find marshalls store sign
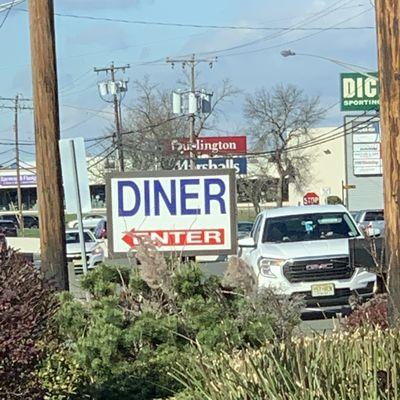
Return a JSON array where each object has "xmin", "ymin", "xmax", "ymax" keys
[{"xmin": 107, "ymin": 169, "xmax": 237, "ymax": 257}]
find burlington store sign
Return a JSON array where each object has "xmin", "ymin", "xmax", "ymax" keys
[
  {"xmin": 168, "ymin": 136, "xmax": 248, "ymax": 175},
  {"xmin": 167, "ymin": 136, "xmax": 247, "ymax": 155}
]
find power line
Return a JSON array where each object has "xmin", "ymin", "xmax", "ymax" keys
[
  {"xmin": 85, "ymin": 136, "xmax": 110, "ymax": 152},
  {"xmin": 140, "ymin": 0, "xmax": 362, "ymax": 65},
  {"xmin": 0, "ymin": 0, "xmax": 24, "ymax": 12},
  {"xmin": 59, "ymin": 77, "xmax": 99, "ymax": 98},
  {"xmin": 83, "ymin": 114, "xmax": 186, "ymax": 143},
  {"xmin": 14, "ymin": 4, "xmax": 373, "ymax": 31},
  {"xmin": 203, "ymin": 0, "xmax": 357, "ymax": 56},
  {"xmin": 0, "ymin": 148, "xmax": 14, "ymax": 157},
  {"xmin": 58, "ymin": 69, "xmax": 92, "ymax": 93},
  {"xmin": 87, "ymin": 145, "xmax": 117, "ymax": 170},
  {"xmin": 61, "ymin": 104, "xmax": 113, "ymax": 115},
  {"xmin": 19, "ymin": 148, "xmax": 35, "ymax": 155},
  {"xmin": 0, "ymin": 0, "xmax": 16, "ymax": 29},
  {"xmin": 61, "ymin": 109, "xmax": 109, "ymax": 132},
  {"xmin": 245, "ymin": 114, "xmax": 378, "ymax": 157},
  {"xmin": 200, "ymin": 7, "xmax": 374, "ymax": 60},
  {"xmin": 0, "ymin": 156, "xmax": 16, "ymax": 168}
]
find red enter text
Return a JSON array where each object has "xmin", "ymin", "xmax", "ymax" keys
[{"xmin": 122, "ymin": 228, "xmax": 225, "ymax": 248}]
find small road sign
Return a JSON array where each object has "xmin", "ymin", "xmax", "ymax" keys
[{"xmin": 303, "ymin": 192, "xmax": 320, "ymax": 206}]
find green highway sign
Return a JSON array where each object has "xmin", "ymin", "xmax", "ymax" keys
[{"xmin": 340, "ymin": 72, "xmax": 379, "ymax": 112}]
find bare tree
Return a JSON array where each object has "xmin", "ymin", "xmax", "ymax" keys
[
  {"xmin": 122, "ymin": 77, "xmax": 186, "ymax": 171},
  {"xmin": 237, "ymin": 159, "xmax": 279, "ymax": 213},
  {"xmin": 244, "ymin": 84, "xmax": 325, "ymax": 207},
  {"xmin": 194, "ymin": 78, "xmax": 239, "ymax": 135},
  {"xmin": 122, "ymin": 77, "xmax": 239, "ymax": 171}
]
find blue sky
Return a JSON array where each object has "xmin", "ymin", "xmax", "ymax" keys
[{"xmin": 0, "ymin": 0, "xmax": 377, "ymax": 163}]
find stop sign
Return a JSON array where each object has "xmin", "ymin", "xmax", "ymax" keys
[{"xmin": 303, "ymin": 192, "xmax": 320, "ymax": 206}]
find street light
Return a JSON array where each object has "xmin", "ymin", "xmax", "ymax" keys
[{"xmin": 280, "ymin": 49, "xmax": 378, "ymax": 81}]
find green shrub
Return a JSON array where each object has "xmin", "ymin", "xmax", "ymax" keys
[
  {"xmin": 37, "ymin": 344, "xmax": 83, "ymax": 400},
  {"xmin": 174, "ymin": 329, "xmax": 400, "ymax": 400},
  {"xmin": 42, "ymin": 246, "xmax": 302, "ymax": 399}
]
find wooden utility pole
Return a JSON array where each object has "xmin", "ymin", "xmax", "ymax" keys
[
  {"xmin": 94, "ymin": 62, "xmax": 129, "ymax": 172},
  {"xmin": 29, "ymin": 0, "xmax": 68, "ymax": 290},
  {"xmin": 14, "ymin": 94, "xmax": 24, "ymax": 233},
  {"xmin": 0, "ymin": 96, "xmax": 32, "ymax": 232},
  {"xmin": 375, "ymin": 0, "xmax": 400, "ymax": 322},
  {"xmin": 166, "ymin": 54, "xmax": 217, "ymax": 169}
]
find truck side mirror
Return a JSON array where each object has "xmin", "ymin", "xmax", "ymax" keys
[{"xmin": 238, "ymin": 236, "xmax": 256, "ymax": 248}]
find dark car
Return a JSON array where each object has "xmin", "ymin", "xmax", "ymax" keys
[
  {"xmin": 94, "ymin": 218, "xmax": 107, "ymax": 239},
  {"xmin": 0, "ymin": 214, "xmax": 39, "ymax": 229},
  {"xmin": 0, "ymin": 220, "xmax": 18, "ymax": 237},
  {"xmin": 23, "ymin": 215, "xmax": 39, "ymax": 229},
  {"xmin": 237, "ymin": 221, "xmax": 254, "ymax": 239}
]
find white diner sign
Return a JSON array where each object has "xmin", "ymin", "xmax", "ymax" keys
[{"xmin": 107, "ymin": 169, "xmax": 237, "ymax": 257}]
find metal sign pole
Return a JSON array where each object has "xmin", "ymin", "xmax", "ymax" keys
[{"xmin": 69, "ymin": 140, "xmax": 88, "ymax": 275}]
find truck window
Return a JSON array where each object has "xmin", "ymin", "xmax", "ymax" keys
[
  {"xmin": 251, "ymin": 215, "xmax": 262, "ymax": 243},
  {"xmin": 262, "ymin": 212, "xmax": 359, "ymax": 243},
  {"xmin": 365, "ymin": 211, "xmax": 384, "ymax": 222}
]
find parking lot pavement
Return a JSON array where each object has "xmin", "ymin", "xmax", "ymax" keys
[{"xmin": 8, "ymin": 237, "xmax": 40, "ymax": 253}]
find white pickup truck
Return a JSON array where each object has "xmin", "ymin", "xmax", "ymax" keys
[{"xmin": 238, "ymin": 205, "xmax": 376, "ymax": 312}]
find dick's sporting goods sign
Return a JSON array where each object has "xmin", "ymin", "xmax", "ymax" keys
[
  {"xmin": 341, "ymin": 72, "xmax": 379, "ymax": 112},
  {"xmin": 107, "ymin": 169, "xmax": 237, "ymax": 257}
]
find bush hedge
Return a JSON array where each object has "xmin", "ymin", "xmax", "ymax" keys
[{"xmin": 40, "ymin": 247, "xmax": 302, "ymax": 399}]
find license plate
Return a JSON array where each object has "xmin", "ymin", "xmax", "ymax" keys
[{"xmin": 311, "ymin": 283, "xmax": 335, "ymax": 297}]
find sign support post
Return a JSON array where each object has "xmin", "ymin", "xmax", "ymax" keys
[
  {"xmin": 69, "ymin": 140, "xmax": 88, "ymax": 275},
  {"xmin": 59, "ymin": 137, "xmax": 92, "ymax": 276}
]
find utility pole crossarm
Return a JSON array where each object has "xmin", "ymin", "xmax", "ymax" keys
[
  {"xmin": 94, "ymin": 64, "xmax": 130, "ymax": 74},
  {"xmin": 166, "ymin": 55, "xmax": 218, "ymax": 66}
]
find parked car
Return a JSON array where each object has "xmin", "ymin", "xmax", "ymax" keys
[
  {"xmin": 94, "ymin": 218, "xmax": 107, "ymax": 239},
  {"xmin": 0, "ymin": 214, "xmax": 39, "ymax": 229},
  {"xmin": 352, "ymin": 209, "xmax": 384, "ymax": 234},
  {"xmin": 0, "ymin": 220, "xmax": 18, "ymax": 237},
  {"xmin": 23, "ymin": 215, "xmax": 39, "ymax": 228},
  {"xmin": 238, "ymin": 205, "xmax": 376, "ymax": 312},
  {"xmin": 237, "ymin": 221, "xmax": 254, "ymax": 240},
  {"xmin": 67, "ymin": 214, "xmax": 105, "ymax": 231},
  {"xmin": 66, "ymin": 229, "xmax": 104, "ymax": 274}
]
